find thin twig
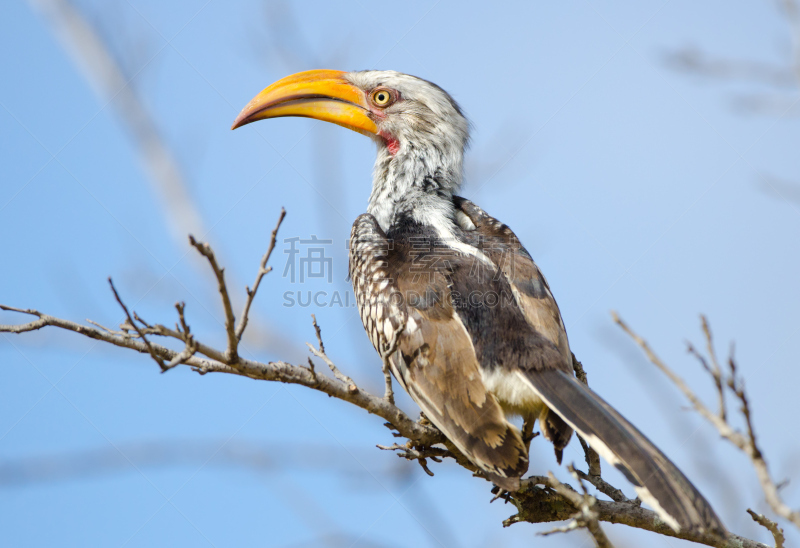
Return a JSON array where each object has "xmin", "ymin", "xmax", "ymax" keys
[
  {"xmin": 701, "ymin": 317, "xmax": 721, "ymax": 380},
  {"xmin": 164, "ymin": 344, "xmax": 196, "ymax": 370},
  {"xmin": 688, "ymin": 315, "xmax": 727, "ymax": 421},
  {"xmin": 376, "ymin": 442, "xmax": 452, "ymax": 477},
  {"xmin": 311, "ymin": 314, "xmax": 325, "ymax": 355},
  {"xmin": 85, "ymin": 319, "xmax": 127, "ymax": 336},
  {"xmin": 235, "ymin": 208, "xmax": 286, "ymax": 342},
  {"xmin": 108, "ymin": 277, "xmax": 166, "ymax": 371},
  {"xmin": 189, "ymin": 235, "xmax": 239, "ymax": 364},
  {"xmin": 308, "ymin": 315, "xmax": 355, "ymax": 388},
  {"xmin": 537, "ymin": 466, "xmax": 614, "ymax": 548},
  {"xmin": 575, "ymin": 470, "xmax": 638, "ymax": 505},
  {"xmin": 133, "ymin": 312, "xmax": 154, "ymax": 329},
  {"xmin": 162, "ymin": 302, "xmax": 197, "ymax": 371},
  {"xmin": 747, "ymin": 509, "xmax": 785, "ymax": 548},
  {"xmin": 0, "ymin": 306, "xmax": 49, "ymax": 333}
]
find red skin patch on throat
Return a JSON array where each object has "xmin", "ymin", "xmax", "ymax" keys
[{"xmin": 379, "ymin": 132, "xmax": 400, "ymax": 156}]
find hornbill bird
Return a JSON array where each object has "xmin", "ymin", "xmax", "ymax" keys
[{"xmin": 232, "ymin": 69, "xmax": 726, "ymax": 536}]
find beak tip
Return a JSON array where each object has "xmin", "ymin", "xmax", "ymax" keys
[
  {"xmin": 231, "ymin": 104, "xmax": 256, "ymax": 130},
  {"xmin": 230, "ymin": 115, "xmax": 246, "ymax": 131}
]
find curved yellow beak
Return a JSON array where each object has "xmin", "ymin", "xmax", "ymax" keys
[{"xmin": 231, "ymin": 69, "xmax": 378, "ymax": 136}]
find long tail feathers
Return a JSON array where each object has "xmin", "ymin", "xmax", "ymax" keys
[{"xmin": 519, "ymin": 369, "xmax": 726, "ymax": 537}]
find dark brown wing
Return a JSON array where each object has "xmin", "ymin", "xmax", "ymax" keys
[
  {"xmin": 349, "ymin": 214, "xmax": 528, "ymax": 490},
  {"xmin": 454, "ymin": 197, "xmax": 574, "ymax": 453},
  {"xmin": 453, "ymin": 196, "xmax": 570, "ymax": 364},
  {"xmin": 453, "ymin": 198, "xmax": 726, "ymax": 536}
]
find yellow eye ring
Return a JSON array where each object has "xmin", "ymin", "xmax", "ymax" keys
[{"xmin": 371, "ymin": 89, "xmax": 394, "ymax": 107}]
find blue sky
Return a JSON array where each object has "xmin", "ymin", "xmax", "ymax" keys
[{"xmin": 1, "ymin": 1, "xmax": 799, "ymax": 546}]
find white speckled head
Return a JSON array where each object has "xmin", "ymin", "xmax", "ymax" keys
[{"xmin": 344, "ymin": 71, "xmax": 471, "ymax": 232}]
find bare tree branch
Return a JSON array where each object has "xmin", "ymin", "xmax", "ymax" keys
[
  {"xmin": 0, "ymin": 209, "xmax": 784, "ymax": 548},
  {"xmin": 0, "ymin": 302, "xmax": 442, "ymax": 445},
  {"xmin": 512, "ymin": 475, "xmax": 769, "ymax": 548},
  {"xmin": 0, "ymin": 309, "xmax": 774, "ymax": 547},
  {"xmin": 1, "ymin": 211, "xmax": 441, "ymax": 447},
  {"xmin": 536, "ymin": 465, "xmax": 614, "ymax": 548},
  {"xmin": 612, "ymin": 312, "xmax": 800, "ymax": 530}
]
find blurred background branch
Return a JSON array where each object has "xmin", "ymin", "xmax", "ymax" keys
[
  {"xmin": 663, "ymin": 0, "xmax": 800, "ymax": 207},
  {"xmin": 663, "ymin": 0, "xmax": 800, "ymax": 115},
  {"xmin": 27, "ymin": 0, "xmax": 205, "ymax": 242}
]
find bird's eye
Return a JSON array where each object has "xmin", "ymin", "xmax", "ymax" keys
[{"xmin": 371, "ymin": 89, "xmax": 394, "ymax": 107}]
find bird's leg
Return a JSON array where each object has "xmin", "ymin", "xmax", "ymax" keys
[
  {"xmin": 379, "ymin": 319, "xmax": 405, "ymax": 406},
  {"xmin": 381, "ymin": 357, "xmax": 394, "ymax": 405},
  {"xmin": 376, "ymin": 441, "xmax": 450, "ymax": 477},
  {"xmin": 522, "ymin": 416, "xmax": 540, "ymax": 453},
  {"xmin": 490, "ymin": 485, "xmax": 514, "ymax": 504}
]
